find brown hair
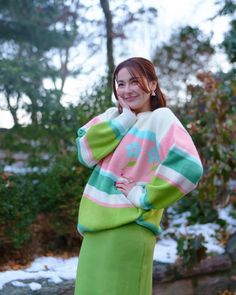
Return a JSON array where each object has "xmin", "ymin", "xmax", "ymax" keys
[{"xmin": 112, "ymin": 57, "xmax": 167, "ymax": 111}]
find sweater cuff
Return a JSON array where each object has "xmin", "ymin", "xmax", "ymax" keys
[
  {"xmin": 113, "ymin": 108, "xmax": 137, "ymax": 132},
  {"xmin": 127, "ymin": 185, "xmax": 148, "ymax": 209}
]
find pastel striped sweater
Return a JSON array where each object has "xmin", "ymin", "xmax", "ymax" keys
[{"xmin": 76, "ymin": 107, "xmax": 203, "ymax": 235}]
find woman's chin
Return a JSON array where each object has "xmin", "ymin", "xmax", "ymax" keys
[
  {"xmin": 130, "ymin": 107, "xmax": 141, "ymax": 114},
  {"xmin": 127, "ymin": 103, "xmax": 139, "ymax": 111}
]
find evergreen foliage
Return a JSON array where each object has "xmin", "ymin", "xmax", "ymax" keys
[{"xmin": 0, "ymin": 0, "xmax": 78, "ymax": 125}]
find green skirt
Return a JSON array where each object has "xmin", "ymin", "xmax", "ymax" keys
[{"xmin": 74, "ymin": 223, "xmax": 156, "ymax": 295}]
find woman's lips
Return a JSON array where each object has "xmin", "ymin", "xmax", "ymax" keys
[{"xmin": 125, "ymin": 96, "xmax": 137, "ymax": 101}]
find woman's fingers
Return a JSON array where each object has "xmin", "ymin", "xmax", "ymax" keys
[
  {"xmin": 115, "ymin": 180, "xmax": 129, "ymax": 188},
  {"xmin": 115, "ymin": 179, "xmax": 136, "ymax": 196},
  {"xmin": 118, "ymin": 96, "xmax": 130, "ymax": 109},
  {"xmin": 115, "ymin": 183, "xmax": 126, "ymax": 189}
]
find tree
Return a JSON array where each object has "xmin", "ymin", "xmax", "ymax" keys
[
  {"xmin": 99, "ymin": 0, "xmax": 115, "ymax": 96},
  {"xmin": 216, "ymin": 0, "xmax": 236, "ymax": 64},
  {"xmin": 152, "ymin": 26, "xmax": 215, "ymax": 103},
  {"xmin": 98, "ymin": 0, "xmax": 158, "ymax": 101},
  {"xmin": 222, "ymin": 19, "xmax": 236, "ymax": 64},
  {"xmin": 0, "ymin": 0, "xmax": 79, "ymax": 126}
]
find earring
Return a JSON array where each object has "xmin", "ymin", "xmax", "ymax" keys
[{"xmin": 151, "ymin": 91, "xmax": 155, "ymax": 96}]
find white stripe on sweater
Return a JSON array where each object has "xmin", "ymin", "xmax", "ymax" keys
[
  {"xmin": 79, "ymin": 137, "xmax": 97, "ymax": 167},
  {"xmin": 83, "ymin": 184, "xmax": 134, "ymax": 208},
  {"xmin": 156, "ymin": 165, "xmax": 196, "ymax": 194}
]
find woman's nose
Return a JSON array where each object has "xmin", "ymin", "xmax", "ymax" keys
[{"xmin": 124, "ymin": 84, "xmax": 132, "ymax": 93}]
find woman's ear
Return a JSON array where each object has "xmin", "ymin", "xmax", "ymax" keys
[{"xmin": 150, "ymin": 80, "xmax": 157, "ymax": 92}]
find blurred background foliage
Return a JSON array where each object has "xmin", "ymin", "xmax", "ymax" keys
[{"xmin": 0, "ymin": 0, "xmax": 235, "ymax": 267}]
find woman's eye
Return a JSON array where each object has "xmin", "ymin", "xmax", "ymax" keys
[
  {"xmin": 131, "ymin": 80, "xmax": 138, "ymax": 85},
  {"xmin": 118, "ymin": 83, "xmax": 124, "ymax": 87}
]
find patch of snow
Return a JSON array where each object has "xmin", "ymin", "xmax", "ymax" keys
[
  {"xmin": 4, "ymin": 164, "xmax": 48, "ymax": 174},
  {"xmin": 11, "ymin": 281, "xmax": 42, "ymax": 291},
  {"xmin": 218, "ymin": 205, "xmax": 236, "ymax": 233},
  {"xmin": 154, "ymin": 238, "xmax": 177, "ymax": 263},
  {"xmin": 0, "ymin": 257, "xmax": 78, "ymax": 290},
  {"xmin": 11, "ymin": 281, "xmax": 26, "ymax": 287},
  {"xmin": 29, "ymin": 282, "xmax": 42, "ymax": 290}
]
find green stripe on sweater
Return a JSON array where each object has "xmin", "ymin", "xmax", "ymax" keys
[
  {"xmin": 162, "ymin": 148, "xmax": 203, "ymax": 184},
  {"xmin": 146, "ymin": 176, "xmax": 184, "ymax": 210},
  {"xmin": 79, "ymin": 197, "xmax": 143, "ymax": 229},
  {"xmin": 86, "ymin": 122, "xmax": 120, "ymax": 161}
]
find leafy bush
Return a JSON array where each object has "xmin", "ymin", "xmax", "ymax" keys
[
  {"xmin": 175, "ymin": 71, "xmax": 236, "ymax": 206},
  {"xmin": 177, "ymin": 196, "xmax": 226, "ymax": 226},
  {"xmin": 0, "ymin": 173, "xmax": 36, "ymax": 250},
  {"xmin": 176, "ymin": 234, "xmax": 207, "ymax": 267},
  {"xmin": 0, "ymin": 153, "xmax": 90, "ymax": 264}
]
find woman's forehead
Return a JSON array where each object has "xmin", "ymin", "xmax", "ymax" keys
[{"xmin": 117, "ymin": 67, "xmax": 140, "ymax": 81}]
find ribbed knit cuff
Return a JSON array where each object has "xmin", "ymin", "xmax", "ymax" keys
[
  {"xmin": 127, "ymin": 185, "xmax": 146, "ymax": 209},
  {"xmin": 113, "ymin": 108, "xmax": 137, "ymax": 131}
]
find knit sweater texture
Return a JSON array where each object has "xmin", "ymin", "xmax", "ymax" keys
[{"xmin": 76, "ymin": 107, "xmax": 203, "ymax": 235}]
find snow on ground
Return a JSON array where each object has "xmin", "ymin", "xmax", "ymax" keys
[
  {"xmin": 154, "ymin": 238, "xmax": 177, "ymax": 263},
  {"xmin": 154, "ymin": 205, "xmax": 236, "ymax": 262},
  {"xmin": 0, "ymin": 257, "xmax": 78, "ymax": 290},
  {"xmin": 0, "ymin": 205, "xmax": 235, "ymax": 290}
]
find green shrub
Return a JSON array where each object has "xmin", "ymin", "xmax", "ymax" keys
[
  {"xmin": 176, "ymin": 233, "xmax": 207, "ymax": 267},
  {"xmin": 0, "ymin": 173, "xmax": 36, "ymax": 249},
  {"xmin": 0, "ymin": 153, "xmax": 90, "ymax": 263},
  {"xmin": 177, "ymin": 196, "xmax": 221, "ymax": 225},
  {"xmin": 174, "ymin": 71, "xmax": 236, "ymax": 206}
]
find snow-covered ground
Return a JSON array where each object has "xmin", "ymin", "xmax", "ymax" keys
[
  {"xmin": 154, "ymin": 205, "xmax": 236, "ymax": 263},
  {"xmin": 0, "ymin": 205, "xmax": 235, "ymax": 291}
]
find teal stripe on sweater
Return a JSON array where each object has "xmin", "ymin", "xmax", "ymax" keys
[
  {"xmin": 94, "ymin": 165, "xmax": 117, "ymax": 182},
  {"xmin": 163, "ymin": 148, "xmax": 203, "ymax": 184},
  {"xmin": 77, "ymin": 128, "xmax": 86, "ymax": 137},
  {"xmin": 128, "ymin": 128, "xmax": 156, "ymax": 142},
  {"xmin": 88, "ymin": 168, "xmax": 120, "ymax": 195},
  {"xmin": 136, "ymin": 217, "xmax": 162, "ymax": 235},
  {"xmin": 128, "ymin": 128, "xmax": 161, "ymax": 153},
  {"xmin": 141, "ymin": 191, "xmax": 153, "ymax": 210},
  {"xmin": 77, "ymin": 223, "xmax": 94, "ymax": 234},
  {"xmin": 109, "ymin": 119, "xmax": 126, "ymax": 138},
  {"xmin": 172, "ymin": 145, "xmax": 202, "ymax": 166}
]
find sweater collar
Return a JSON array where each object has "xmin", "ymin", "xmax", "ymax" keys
[{"xmin": 136, "ymin": 111, "xmax": 152, "ymax": 118}]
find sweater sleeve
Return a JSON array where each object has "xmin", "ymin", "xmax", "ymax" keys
[
  {"xmin": 76, "ymin": 107, "xmax": 137, "ymax": 168},
  {"xmin": 127, "ymin": 108, "xmax": 203, "ymax": 210}
]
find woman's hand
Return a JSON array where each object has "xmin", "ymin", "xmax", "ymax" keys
[
  {"xmin": 115, "ymin": 178, "xmax": 136, "ymax": 197},
  {"xmin": 118, "ymin": 96, "xmax": 130, "ymax": 111}
]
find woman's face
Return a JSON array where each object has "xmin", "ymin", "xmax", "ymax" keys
[{"xmin": 116, "ymin": 67, "xmax": 154, "ymax": 114}]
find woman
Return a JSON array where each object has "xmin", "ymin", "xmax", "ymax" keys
[{"xmin": 74, "ymin": 57, "xmax": 203, "ymax": 295}]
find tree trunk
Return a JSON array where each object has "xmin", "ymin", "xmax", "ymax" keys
[
  {"xmin": 5, "ymin": 92, "xmax": 19, "ymax": 126},
  {"xmin": 99, "ymin": 0, "xmax": 115, "ymax": 100}
]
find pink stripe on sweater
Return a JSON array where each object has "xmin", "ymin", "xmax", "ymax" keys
[
  {"xmin": 83, "ymin": 136, "xmax": 94, "ymax": 162},
  {"xmin": 84, "ymin": 194, "xmax": 134, "ymax": 208},
  {"xmin": 159, "ymin": 123, "xmax": 200, "ymax": 161}
]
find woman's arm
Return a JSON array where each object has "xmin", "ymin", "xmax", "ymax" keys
[
  {"xmin": 126, "ymin": 109, "xmax": 203, "ymax": 210},
  {"xmin": 76, "ymin": 107, "xmax": 137, "ymax": 168}
]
